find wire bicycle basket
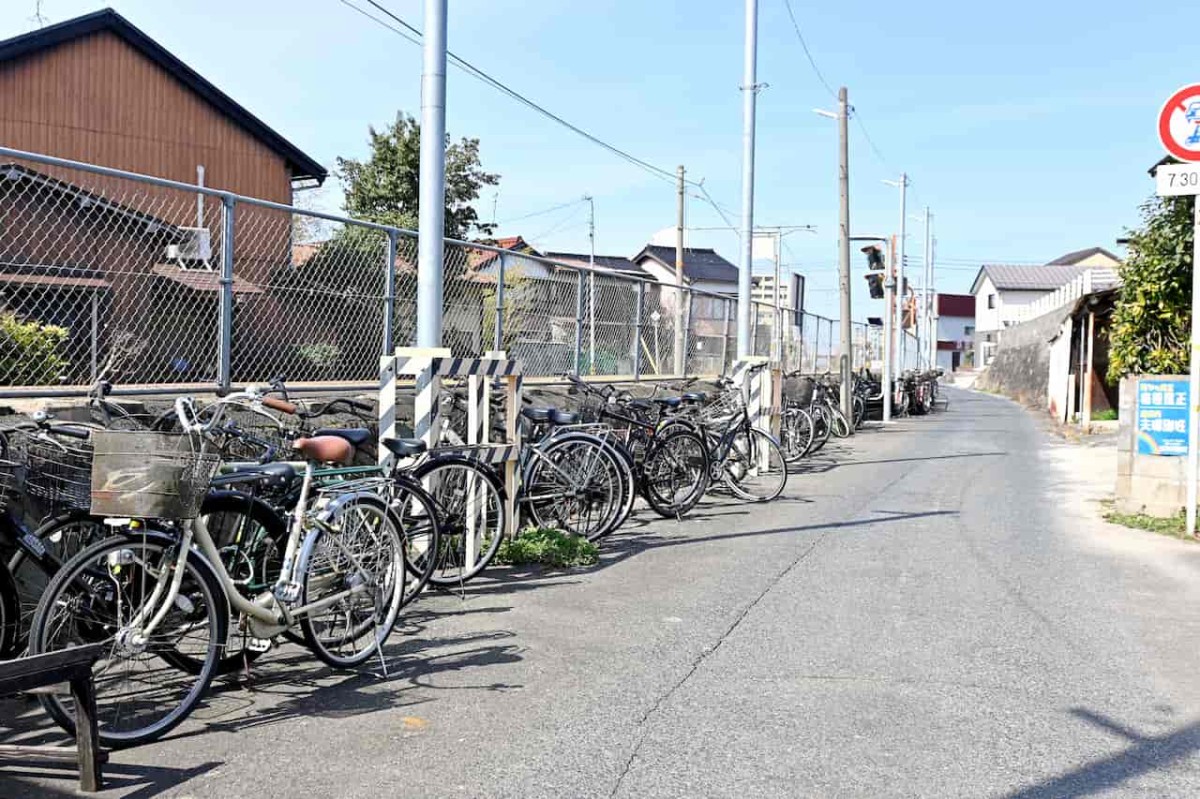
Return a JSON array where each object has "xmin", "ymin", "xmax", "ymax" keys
[
  {"xmin": 25, "ymin": 431, "xmax": 94, "ymax": 511},
  {"xmin": 90, "ymin": 430, "xmax": 221, "ymax": 519},
  {"xmin": 698, "ymin": 389, "xmax": 744, "ymax": 424}
]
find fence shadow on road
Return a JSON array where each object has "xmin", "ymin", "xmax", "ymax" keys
[
  {"xmin": 1005, "ymin": 707, "xmax": 1200, "ymax": 798},
  {"xmin": 828, "ymin": 451, "xmax": 1008, "ymax": 468}
]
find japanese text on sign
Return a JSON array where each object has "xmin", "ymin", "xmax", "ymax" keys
[{"xmin": 1136, "ymin": 378, "xmax": 1190, "ymax": 456}]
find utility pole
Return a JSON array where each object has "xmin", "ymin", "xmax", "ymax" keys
[
  {"xmin": 675, "ymin": 166, "xmax": 686, "ymax": 375},
  {"xmin": 837, "ymin": 87, "xmax": 853, "ymax": 422},
  {"xmin": 586, "ymin": 194, "xmax": 596, "ymax": 374},
  {"xmin": 736, "ymin": 0, "xmax": 760, "ymax": 359},
  {"xmin": 772, "ymin": 231, "xmax": 782, "ymax": 361},
  {"xmin": 416, "ymin": 0, "xmax": 448, "ymax": 347}
]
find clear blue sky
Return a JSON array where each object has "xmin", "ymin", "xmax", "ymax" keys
[{"xmin": 3, "ymin": 0, "xmax": 1190, "ymax": 319}]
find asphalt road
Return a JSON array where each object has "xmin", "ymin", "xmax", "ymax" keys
[{"xmin": 6, "ymin": 387, "xmax": 1200, "ymax": 798}]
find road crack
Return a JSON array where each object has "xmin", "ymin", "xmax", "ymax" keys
[{"xmin": 608, "ymin": 466, "xmax": 915, "ymax": 798}]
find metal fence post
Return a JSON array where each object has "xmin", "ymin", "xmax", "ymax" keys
[
  {"xmin": 494, "ymin": 252, "xmax": 506, "ymax": 351},
  {"xmin": 632, "ymin": 281, "xmax": 643, "ymax": 379},
  {"xmin": 217, "ymin": 195, "xmax": 235, "ymax": 389},
  {"xmin": 89, "ymin": 293, "xmax": 99, "ymax": 382},
  {"xmin": 382, "ymin": 230, "xmax": 398, "ymax": 357},
  {"xmin": 681, "ymin": 289, "xmax": 693, "ymax": 376},
  {"xmin": 574, "ymin": 270, "xmax": 585, "ymax": 374},
  {"xmin": 813, "ymin": 318, "xmax": 821, "ymax": 372},
  {"xmin": 721, "ymin": 298, "xmax": 732, "ymax": 374}
]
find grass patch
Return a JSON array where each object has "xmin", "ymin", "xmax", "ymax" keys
[
  {"xmin": 1103, "ymin": 508, "xmax": 1192, "ymax": 540},
  {"xmin": 494, "ymin": 526, "xmax": 600, "ymax": 568},
  {"xmin": 1092, "ymin": 408, "xmax": 1118, "ymax": 421}
]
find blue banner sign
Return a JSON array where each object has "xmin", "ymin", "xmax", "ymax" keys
[{"xmin": 1136, "ymin": 378, "xmax": 1189, "ymax": 456}]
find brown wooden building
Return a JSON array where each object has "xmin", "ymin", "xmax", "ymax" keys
[{"xmin": 0, "ymin": 9, "xmax": 328, "ymax": 386}]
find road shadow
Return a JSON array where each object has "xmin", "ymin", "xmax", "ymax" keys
[
  {"xmin": 0, "ymin": 756, "xmax": 221, "ymax": 799},
  {"xmin": 1005, "ymin": 708, "xmax": 1200, "ymax": 798}
]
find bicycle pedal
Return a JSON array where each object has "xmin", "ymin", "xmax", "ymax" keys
[
  {"xmin": 273, "ymin": 581, "xmax": 302, "ymax": 602},
  {"xmin": 245, "ymin": 637, "xmax": 272, "ymax": 653}
]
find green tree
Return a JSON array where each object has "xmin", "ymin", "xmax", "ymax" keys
[
  {"xmin": 336, "ymin": 112, "xmax": 499, "ymax": 240},
  {"xmin": 1108, "ymin": 195, "xmax": 1195, "ymax": 381}
]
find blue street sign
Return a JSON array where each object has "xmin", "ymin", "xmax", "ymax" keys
[{"xmin": 1136, "ymin": 378, "xmax": 1190, "ymax": 456}]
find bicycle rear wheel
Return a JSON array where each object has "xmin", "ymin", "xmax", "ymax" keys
[
  {"xmin": 723, "ymin": 428, "xmax": 788, "ymax": 502},
  {"xmin": 522, "ymin": 434, "xmax": 624, "ymax": 541},
  {"xmin": 28, "ymin": 532, "xmax": 226, "ymax": 748},
  {"xmin": 0, "ymin": 562, "xmax": 17, "ymax": 658},
  {"xmin": 389, "ymin": 477, "xmax": 442, "ymax": 604},
  {"xmin": 299, "ymin": 494, "xmax": 405, "ymax": 668},
  {"xmin": 641, "ymin": 429, "xmax": 709, "ymax": 518},
  {"xmin": 411, "ymin": 456, "xmax": 508, "ymax": 587}
]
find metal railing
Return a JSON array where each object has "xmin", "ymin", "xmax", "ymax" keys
[{"xmin": 0, "ymin": 145, "xmax": 877, "ymax": 396}]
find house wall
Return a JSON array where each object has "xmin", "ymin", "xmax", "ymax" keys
[
  {"xmin": 975, "ymin": 306, "xmax": 1070, "ymax": 404},
  {"xmin": 0, "ymin": 30, "xmax": 293, "ymax": 203},
  {"xmin": 974, "ymin": 278, "xmax": 1048, "ymax": 333}
]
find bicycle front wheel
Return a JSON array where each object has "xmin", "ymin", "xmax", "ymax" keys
[
  {"xmin": 28, "ymin": 532, "xmax": 226, "ymax": 748},
  {"xmin": 780, "ymin": 408, "xmax": 815, "ymax": 463},
  {"xmin": 299, "ymin": 494, "xmax": 405, "ymax": 668},
  {"xmin": 723, "ymin": 428, "xmax": 788, "ymax": 502}
]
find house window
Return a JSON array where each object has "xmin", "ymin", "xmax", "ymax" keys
[
  {"xmin": 964, "ymin": 325, "xmax": 974, "ymax": 337},
  {"xmin": 987, "ymin": 294, "xmax": 996, "ymax": 309}
]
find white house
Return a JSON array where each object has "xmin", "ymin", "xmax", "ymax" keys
[{"xmin": 970, "ymin": 247, "xmax": 1121, "ymax": 364}]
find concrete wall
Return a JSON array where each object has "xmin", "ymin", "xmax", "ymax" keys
[
  {"xmin": 975, "ymin": 307, "xmax": 1071, "ymax": 404},
  {"xmin": 1116, "ymin": 375, "xmax": 1187, "ymax": 517}
]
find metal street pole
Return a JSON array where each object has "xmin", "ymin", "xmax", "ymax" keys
[
  {"xmin": 897, "ymin": 173, "xmax": 908, "ymax": 371},
  {"xmin": 923, "ymin": 208, "xmax": 933, "ymax": 368},
  {"xmin": 772, "ymin": 231, "xmax": 782, "ymax": 362},
  {"xmin": 586, "ymin": 194, "xmax": 596, "ymax": 374},
  {"xmin": 675, "ymin": 165, "xmax": 686, "ymax": 374},
  {"xmin": 882, "ymin": 240, "xmax": 894, "ymax": 423},
  {"xmin": 837, "ymin": 86, "xmax": 853, "ymax": 422},
  {"xmin": 1187, "ymin": 196, "xmax": 1200, "ymax": 538},
  {"xmin": 736, "ymin": 0, "xmax": 759, "ymax": 359},
  {"xmin": 416, "ymin": 0, "xmax": 448, "ymax": 348}
]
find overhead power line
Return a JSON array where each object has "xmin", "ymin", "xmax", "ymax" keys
[
  {"xmin": 781, "ymin": 0, "xmax": 836, "ymax": 99},
  {"xmin": 496, "ymin": 197, "xmax": 588, "ymax": 226},
  {"xmin": 348, "ymin": 0, "xmax": 681, "ymax": 186}
]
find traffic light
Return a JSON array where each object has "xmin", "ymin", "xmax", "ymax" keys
[
  {"xmin": 861, "ymin": 245, "xmax": 885, "ymax": 271},
  {"xmin": 865, "ymin": 273, "xmax": 884, "ymax": 299}
]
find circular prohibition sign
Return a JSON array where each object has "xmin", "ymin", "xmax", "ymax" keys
[{"xmin": 1159, "ymin": 84, "xmax": 1200, "ymax": 162}]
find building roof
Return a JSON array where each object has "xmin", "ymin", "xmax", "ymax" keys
[
  {"xmin": 468, "ymin": 235, "xmax": 541, "ymax": 270},
  {"xmin": 542, "ymin": 252, "xmax": 645, "ymax": 274},
  {"xmin": 1046, "ymin": 246, "xmax": 1121, "ymax": 266},
  {"xmin": 0, "ymin": 9, "xmax": 326, "ymax": 184},
  {"xmin": 632, "ymin": 244, "xmax": 738, "ymax": 284},
  {"xmin": 0, "ymin": 162, "xmax": 181, "ymax": 234},
  {"xmin": 970, "ymin": 264, "xmax": 1090, "ymax": 294},
  {"xmin": 936, "ymin": 293, "xmax": 974, "ymax": 317},
  {"xmin": 150, "ymin": 264, "xmax": 263, "ymax": 294}
]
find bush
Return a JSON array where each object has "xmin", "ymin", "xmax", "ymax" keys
[
  {"xmin": 0, "ymin": 312, "xmax": 69, "ymax": 385},
  {"xmin": 494, "ymin": 526, "xmax": 599, "ymax": 568}
]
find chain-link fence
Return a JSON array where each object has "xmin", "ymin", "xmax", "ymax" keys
[{"xmin": 0, "ymin": 145, "xmax": 909, "ymax": 396}]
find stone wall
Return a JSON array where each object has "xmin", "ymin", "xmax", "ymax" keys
[
  {"xmin": 1115, "ymin": 375, "xmax": 1187, "ymax": 517},
  {"xmin": 975, "ymin": 308, "xmax": 1071, "ymax": 405}
]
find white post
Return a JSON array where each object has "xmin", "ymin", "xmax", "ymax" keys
[
  {"xmin": 1188, "ymin": 198, "xmax": 1200, "ymax": 538},
  {"xmin": 736, "ymin": 0, "xmax": 759, "ymax": 358},
  {"xmin": 416, "ymin": 0, "xmax": 448, "ymax": 348}
]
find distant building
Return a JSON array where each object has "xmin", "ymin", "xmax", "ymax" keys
[
  {"xmin": 934, "ymin": 293, "xmax": 974, "ymax": 372},
  {"xmin": 750, "ymin": 272, "xmax": 805, "ymax": 313},
  {"xmin": 631, "ymin": 245, "xmax": 739, "ymax": 296}
]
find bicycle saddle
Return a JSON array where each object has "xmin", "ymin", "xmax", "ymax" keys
[
  {"xmin": 549, "ymin": 408, "xmax": 578, "ymax": 425},
  {"xmin": 313, "ymin": 427, "xmax": 372, "ymax": 448},
  {"xmin": 212, "ymin": 461, "xmax": 296, "ymax": 490},
  {"xmin": 381, "ymin": 438, "xmax": 427, "ymax": 458},
  {"xmin": 294, "ymin": 435, "xmax": 354, "ymax": 465},
  {"xmin": 682, "ymin": 392, "xmax": 708, "ymax": 403},
  {"xmin": 521, "ymin": 407, "xmax": 551, "ymax": 423},
  {"xmin": 653, "ymin": 397, "xmax": 684, "ymax": 408}
]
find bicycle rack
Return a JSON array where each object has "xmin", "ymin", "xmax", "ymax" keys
[{"xmin": 379, "ymin": 347, "xmax": 523, "ymax": 542}]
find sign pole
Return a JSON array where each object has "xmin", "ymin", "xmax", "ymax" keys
[{"xmin": 1188, "ymin": 196, "xmax": 1200, "ymax": 538}]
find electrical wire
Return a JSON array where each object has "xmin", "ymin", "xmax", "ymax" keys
[
  {"xmin": 496, "ymin": 198, "xmax": 587, "ymax": 226},
  {"xmin": 781, "ymin": 0, "xmax": 836, "ymax": 100},
  {"xmin": 353, "ymin": 0, "xmax": 680, "ymax": 186}
]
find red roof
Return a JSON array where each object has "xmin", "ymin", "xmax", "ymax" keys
[{"xmin": 937, "ymin": 293, "xmax": 973, "ymax": 317}]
